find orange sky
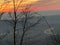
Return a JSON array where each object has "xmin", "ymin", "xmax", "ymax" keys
[{"xmin": 0, "ymin": 0, "xmax": 60, "ymax": 12}]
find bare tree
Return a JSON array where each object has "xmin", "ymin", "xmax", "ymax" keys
[{"xmin": 0, "ymin": 0, "xmax": 57, "ymax": 45}]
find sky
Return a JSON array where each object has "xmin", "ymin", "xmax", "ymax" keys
[{"xmin": 0, "ymin": 0, "xmax": 60, "ymax": 12}]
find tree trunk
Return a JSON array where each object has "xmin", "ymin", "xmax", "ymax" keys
[{"xmin": 20, "ymin": 14, "xmax": 27, "ymax": 45}]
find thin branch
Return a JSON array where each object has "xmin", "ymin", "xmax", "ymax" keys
[
  {"xmin": 25, "ymin": 17, "xmax": 42, "ymax": 32},
  {"xmin": 16, "ymin": 0, "xmax": 23, "ymax": 11},
  {"xmin": 0, "ymin": 12, "xmax": 4, "ymax": 19},
  {"xmin": 20, "ymin": 12, "xmax": 28, "ymax": 45},
  {"xmin": 42, "ymin": 16, "xmax": 57, "ymax": 44}
]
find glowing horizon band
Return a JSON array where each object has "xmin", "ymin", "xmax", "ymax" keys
[
  {"xmin": 0, "ymin": 0, "xmax": 60, "ymax": 12},
  {"xmin": 0, "ymin": 0, "xmax": 39, "ymax": 12}
]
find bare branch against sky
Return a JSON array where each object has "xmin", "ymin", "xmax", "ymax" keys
[{"xmin": 0, "ymin": 0, "xmax": 60, "ymax": 45}]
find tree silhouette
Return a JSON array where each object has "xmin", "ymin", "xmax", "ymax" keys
[{"xmin": 0, "ymin": 0, "xmax": 58, "ymax": 45}]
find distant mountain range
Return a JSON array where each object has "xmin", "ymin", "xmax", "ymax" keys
[{"xmin": 0, "ymin": 15, "xmax": 60, "ymax": 45}]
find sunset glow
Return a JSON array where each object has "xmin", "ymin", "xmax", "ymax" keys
[{"xmin": 0, "ymin": 0, "xmax": 60, "ymax": 12}]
